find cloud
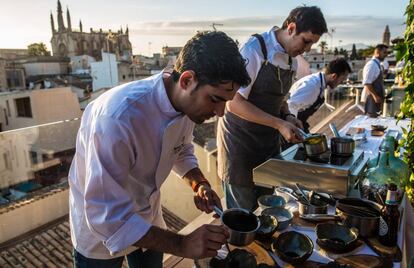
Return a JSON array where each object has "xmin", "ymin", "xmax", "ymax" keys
[{"xmin": 127, "ymin": 15, "xmax": 405, "ymax": 54}]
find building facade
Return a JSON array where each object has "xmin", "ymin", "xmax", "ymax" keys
[
  {"xmin": 50, "ymin": 1, "xmax": 132, "ymax": 62},
  {"xmin": 0, "ymin": 87, "xmax": 81, "ymax": 132}
]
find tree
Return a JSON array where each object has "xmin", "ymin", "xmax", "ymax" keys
[
  {"xmin": 318, "ymin": 41, "xmax": 328, "ymax": 54},
  {"xmin": 27, "ymin": 42, "xmax": 51, "ymax": 56},
  {"xmin": 396, "ymin": 0, "xmax": 414, "ymax": 205},
  {"xmin": 350, "ymin": 44, "xmax": 358, "ymax": 60},
  {"xmin": 334, "ymin": 47, "xmax": 339, "ymax": 55},
  {"xmin": 358, "ymin": 46, "xmax": 375, "ymax": 59},
  {"xmin": 339, "ymin": 48, "xmax": 349, "ymax": 59}
]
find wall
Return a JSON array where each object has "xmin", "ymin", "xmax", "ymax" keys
[
  {"xmin": 160, "ymin": 142, "xmax": 221, "ymax": 223},
  {"xmin": 31, "ymin": 88, "xmax": 81, "ymax": 125},
  {"xmin": 90, "ymin": 52, "xmax": 118, "ymax": 91},
  {"xmin": 0, "ymin": 87, "xmax": 81, "ymax": 131},
  {"xmin": 23, "ymin": 62, "xmax": 63, "ymax": 77},
  {"xmin": 0, "ymin": 188, "xmax": 68, "ymax": 244},
  {"xmin": 0, "ymin": 59, "xmax": 7, "ymax": 90},
  {"xmin": 0, "ymin": 131, "xmax": 33, "ymax": 189}
]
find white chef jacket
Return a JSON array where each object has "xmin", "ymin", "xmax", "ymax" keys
[
  {"xmin": 287, "ymin": 72, "xmax": 326, "ymax": 117},
  {"xmin": 238, "ymin": 26, "xmax": 298, "ymax": 99},
  {"xmin": 68, "ymin": 72, "xmax": 198, "ymax": 259},
  {"xmin": 361, "ymin": 57, "xmax": 382, "ymax": 102}
]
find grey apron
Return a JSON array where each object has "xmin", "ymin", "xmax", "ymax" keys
[
  {"xmin": 365, "ymin": 59, "xmax": 384, "ymax": 117},
  {"xmin": 217, "ymin": 33, "xmax": 295, "ymax": 187}
]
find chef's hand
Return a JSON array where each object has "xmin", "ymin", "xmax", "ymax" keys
[
  {"xmin": 286, "ymin": 115, "xmax": 304, "ymax": 129},
  {"xmin": 180, "ymin": 224, "xmax": 229, "ymax": 259},
  {"xmin": 194, "ymin": 183, "xmax": 222, "ymax": 215},
  {"xmin": 279, "ymin": 121, "xmax": 303, "ymax": 143}
]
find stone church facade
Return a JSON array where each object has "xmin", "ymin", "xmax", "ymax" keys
[{"xmin": 50, "ymin": 1, "xmax": 132, "ymax": 62}]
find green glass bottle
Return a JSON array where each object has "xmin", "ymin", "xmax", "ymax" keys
[
  {"xmin": 367, "ymin": 136, "xmax": 411, "ymax": 188},
  {"xmin": 381, "ymin": 136, "xmax": 411, "ymax": 188},
  {"xmin": 363, "ymin": 148, "xmax": 399, "ymax": 201}
]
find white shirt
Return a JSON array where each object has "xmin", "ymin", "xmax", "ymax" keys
[
  {"xmin": 361, "ymin": 57, "xmax": 382, "ymax": 101},
  {"xmin": 287, "ymin": 72, "xmax": 326, "ymax": 117},
  {"xmin": 362, "ymin": 57, "xmax": 381, "ymax": 85},
  {"xmin": 238, "ymin": 27, "xmax": 298, "ymax": 99},
  {"xmin": 69, "ymin": 72, "xmax": 198, "ymax": 259}
]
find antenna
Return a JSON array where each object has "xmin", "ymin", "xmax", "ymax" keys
[
  {"xmin": 327, "ymin": 27, "xmax": 336, "ymax": 51},
  {"xmin": 148, "ymin": 42, "xmax": 152, "ymax": 56},
  {"xmin": 210, "ymin": 23, "xmax": 224, "ymax": 31}
]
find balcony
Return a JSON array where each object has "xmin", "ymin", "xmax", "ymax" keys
[{"xmin": 0, "ymin": 90, "xmax": 364, "ymax": 267}]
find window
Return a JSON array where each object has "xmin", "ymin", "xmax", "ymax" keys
[
  {"xmin": 6, "ymin": 100, "xmax": 10, "ymax": 116},
  {"xmin": 3, "ymin": 152, "xmax": 11, "ymax": 170},
  {"xmin": 6, "ymin": 70, "xmax": 24, "ymax": 88},
  {"xmin": 15, "ymin": 97, "xmax": 32, "ymax": 118},
  {"xmin": 3, "ymin": 109, "xmax": 8, "ymax": 126}
]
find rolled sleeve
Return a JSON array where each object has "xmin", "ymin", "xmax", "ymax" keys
[
  {"xmin": 173, "ymin": 142, "xmax": 198, "ymax": 177},
  {"xmin": 104, "ymin": 214, "xmax": 151, "ymax": 255},
  {"xmin": 84, "ymin": 116, "xmax": 151, "ymax": 254}
]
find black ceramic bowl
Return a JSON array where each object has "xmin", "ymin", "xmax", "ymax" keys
[
  {"xmin": 371, "ymin": 125, "xmax": 387, "ymax": 131},
  {"xmin": 257, "ymin": 194, "xmax": 286, "ymax": 209},
  {"xmin": 225, "ymin": 248, "xmax": 257, "ymax": 268},
  {"xmin": 274, "ymin": 231, "xmax": 314, "ymax": 265},
  {"xmin": 262, "ymin": 207, "xmax": 293, "ymax": 231},
  {"xmin": 316, "ymin": 223, "xmax": 359, "ymax": 254},
  {"xmin": 256, "ymin": 215, "xmax": 278, "ymax": 240}
]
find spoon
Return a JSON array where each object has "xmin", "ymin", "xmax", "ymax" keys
[{"xmin": 295, "ymin": 183, "xmax": 311, "ymax": 205}]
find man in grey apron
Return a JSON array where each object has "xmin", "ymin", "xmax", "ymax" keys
[
  {"xmin": 217, "ymin": 6, "xmax": 327, "ymax": 210},
  {"xmin": 288, "ymin": 58, "xmax": 351, "ymax": 133},
  {"xmin": 362, "ymin": 44, "xmax": 389, "ymax": 117}
]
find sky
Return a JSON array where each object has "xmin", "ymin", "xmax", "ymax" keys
[{"xmin": 0, "ymin": 0, "xmax": 409, "ymax": 56}]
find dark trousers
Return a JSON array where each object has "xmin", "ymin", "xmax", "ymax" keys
[{"xmin": 73, "ymin": 248, "xmax": 163, "ymax": 268}]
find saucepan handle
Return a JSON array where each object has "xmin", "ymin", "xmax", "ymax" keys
[{"xmin": 213, "ymin": 206, "xmax": 223, "ymax": 217}]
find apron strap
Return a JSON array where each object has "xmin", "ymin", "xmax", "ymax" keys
[
  {"xmin": 252, "ymin": 34, "xmax": 268, "ymax": 62},
  {"xmin": 319, "ymin": 72, "xmax": 324, "ymax": 95}
]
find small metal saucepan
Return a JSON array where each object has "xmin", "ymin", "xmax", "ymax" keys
[
  {"xmin": 298, "ymin": 199, "xmax": 328, "ymax": 215},
  {"xmin": 295, "ymin": 184, "xmax": 329, "ymax": 215},
  {"xmin": 298, "ymin": 129, "xmax": 328, "ymax": 156},
  {"xmin": 213, "ymin": 206, "xmax": 260, "ymax": 246},
  {"xmin": 329, "ymin": 123, "xmax": 355, "ymax": 156}
]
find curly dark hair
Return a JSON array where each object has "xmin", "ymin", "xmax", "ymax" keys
[
  {"xmin": 173, "ymin": 31, "xmax": 251, "ymax": 88},
  {"xmin": 281, "ymin": 6, "xmax": 328, "ymax": 36},
  {"xmin": 325, "ymin": 58, "xmax": 352, "ymax": 75}
]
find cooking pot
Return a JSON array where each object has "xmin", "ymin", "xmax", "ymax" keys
[
  {"xmin": 298, "ymin": 199, "xmax": 328, "ymax": 215},
  {"xmin": 336, "ymin": 198, "xmax": 381, "ymax": 238},
  {"xmin": 298, "ymin": 129, "xmax": 328, "ymax": 156},
  {"xmin": 213, "ymin": 206, "xmax": 260, "ymax": 246},
  {"xmin": 329, "ymin": 123, "xmax": 355, "ymax": 156}
]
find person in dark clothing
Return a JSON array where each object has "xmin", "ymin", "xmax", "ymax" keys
[
  {"xmin": 361, "ymin": 44, "xmax": 389, "ymax": 117},
  {"xmin": 217, "ymin": 6, "xmax": 328, "ymax": 210},
  {"xmin": 288, "ymin": 58, "xmax": 352, "ymax": 133}
]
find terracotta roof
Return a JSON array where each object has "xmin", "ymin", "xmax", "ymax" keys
[
  {"xmin": 0, "ymin": 209, "xmax": 187, "ymax": 267},
  {"xmin": 0, "ymin": 197, "xmax": 187, "ymax": 268}
]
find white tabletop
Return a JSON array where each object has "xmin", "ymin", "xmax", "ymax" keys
[
  {"xmin": 339, "ymin": 115, "xmax": 411, "ymax": 159},
  {"xmin": 256, "ymin": 199, "xmax": 405, "ymax": 267}
]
